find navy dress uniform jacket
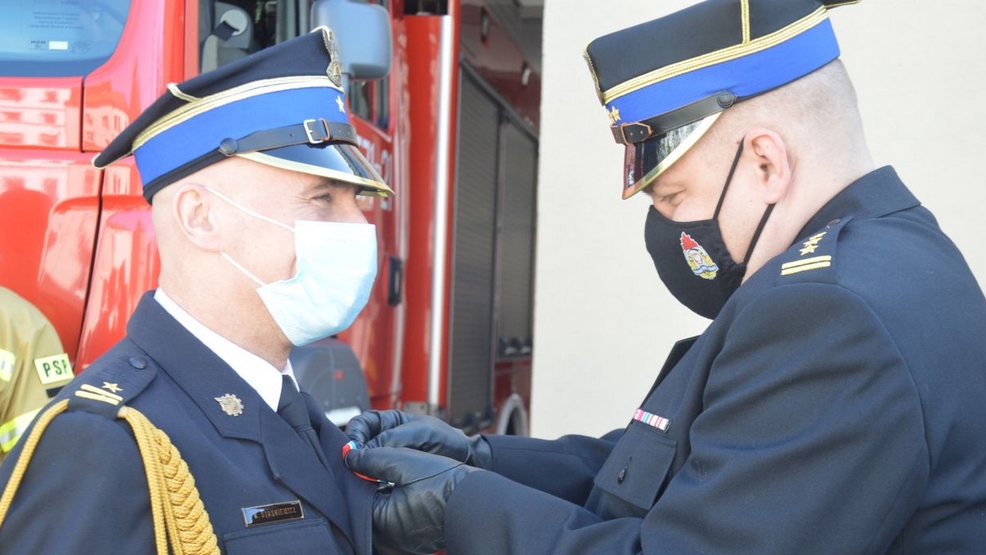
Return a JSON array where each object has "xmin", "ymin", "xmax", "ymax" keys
[
  {"xmin": 0, "ymin": 294, "xmax": 376, "ymax": 555},
  {"xmin": 443, "ymin": 167, "xmax": 986, "ymax": 555}
]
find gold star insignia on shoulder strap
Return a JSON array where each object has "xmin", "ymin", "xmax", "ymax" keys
[
  {"xmin": 799, "ymin": 232, "xmax": 827, "ymax": 255},
  {"xmin": 102, "ymin": 382, "xmax": 122, "ymax": 393},
  {"xmin": 781, "ymin": 231, "xmax": 837, "ymax": 276}
]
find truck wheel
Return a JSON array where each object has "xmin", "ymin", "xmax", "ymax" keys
[{"xmin": 495, "ymin": 393, "xmax": 529, "ymax": 437}]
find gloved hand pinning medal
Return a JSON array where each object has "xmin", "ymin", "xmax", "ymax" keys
[
  {"xmin": 343, "ymin": 441, "xmax": 480, "ymax": 555},
  {"xmin": 345, "ymin": 409, "xmax": 493, "ymax": 469}
]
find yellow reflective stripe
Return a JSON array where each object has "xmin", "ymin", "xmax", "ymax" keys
[
  {"xmin": 0, "ymin": 349, "xmax": 14, "ymax": 382},
  {"xmin": 0, "ymin": 409, "xmax": 42, "ymax": 453}
]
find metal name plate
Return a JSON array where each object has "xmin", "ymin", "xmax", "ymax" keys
[{"xmin": 241, "ymin": 500, "xmax": 305, "ymax": 527}]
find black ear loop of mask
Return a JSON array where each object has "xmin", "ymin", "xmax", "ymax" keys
[{"xmin": 715, "ymin": 141, "xmax": 776, "ymax": 265}]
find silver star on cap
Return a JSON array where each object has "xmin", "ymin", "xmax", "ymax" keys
[{"xmin": 215, "ymin": 394, "xmax": 244, "ymax": 417}]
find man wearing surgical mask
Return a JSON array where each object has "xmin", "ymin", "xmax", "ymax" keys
[
  {"xmin": 343, "ymin": 2, "xmax": 986, "ymax": 555},
  {"xmin": 0, "ymin": 29, "xmax": 387, "ymax": 554}
]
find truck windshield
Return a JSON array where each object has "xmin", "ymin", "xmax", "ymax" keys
[{"xmin": 0, "ymin": 0, "xmax": 130, "ymax": 77}]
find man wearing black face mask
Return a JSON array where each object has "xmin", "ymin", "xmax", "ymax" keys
[
  {"xmin": 342, "ymin": 2, "xmax": 986, "ymax": 554},
  {"xmin": 643, "ymin": 140, "xmax": 774, "ymax": 319}
]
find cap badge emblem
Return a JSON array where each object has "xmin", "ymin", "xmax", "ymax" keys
[
  {"xmin": 325, "ymin": 28, "xmax": 343, "ymax": 88},
  {"xmin": 680, "ymin": 232, "xmax": 719, "ymax": 280},
  {"xmin": 215, "ymin": 394, "xmax": 245, "ymax": 417}
]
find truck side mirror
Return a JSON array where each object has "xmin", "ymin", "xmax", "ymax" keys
[{"xmin": 311, "ymin": 0, "xmax": 392, "ymax": 82}]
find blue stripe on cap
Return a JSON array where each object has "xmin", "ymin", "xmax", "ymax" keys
[
  {"xmin": 134, "ymin": 86, "xmax": 347, "ymax": 186},
  {"xmin": 607, "ymin": 18, "xmax": 840, "ymax": 126}
]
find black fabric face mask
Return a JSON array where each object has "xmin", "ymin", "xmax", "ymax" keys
[{"xmin": 644, "ymin": 142, "xmax": 774, "ymax": 319}]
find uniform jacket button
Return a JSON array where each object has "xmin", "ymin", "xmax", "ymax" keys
[{"xmin": 129, "ymin": 357, "xmax": 148, "ymax": 369}]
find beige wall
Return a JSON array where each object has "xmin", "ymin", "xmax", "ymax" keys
[{"xmin": 531, "ymin": 1, "xmax": 986, "ymax": 439}]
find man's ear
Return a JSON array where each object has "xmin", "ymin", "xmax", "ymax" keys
[
  {"xmin": 744, "ymin": 128, "xmax": 792, "ymax": 204},
  {"xmin": 171, "ymin": 183, "xmax": 224, "ymax": 252}
]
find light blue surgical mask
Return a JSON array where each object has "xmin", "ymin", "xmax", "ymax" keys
[{"xmin": 207, "ymin": 187, "xmax": 378, "ymax": 346}]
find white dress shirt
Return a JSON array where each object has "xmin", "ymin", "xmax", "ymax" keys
[{"xmin": 153, "ymin": 288, "xmax": 297, "ymax": 411}]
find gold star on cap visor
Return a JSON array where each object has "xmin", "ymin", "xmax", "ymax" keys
[{"xmin": 623, "ymin": 113, "xmax": 719, "ymax": 199}]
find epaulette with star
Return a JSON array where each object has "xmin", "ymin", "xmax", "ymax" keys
[
  {"xmin": 777, "ymin": 217, "xmax": 851, "ymax": 284},
  {"xmin": 65, "ymin": 355, "xmax": 158, "ymax": 419}
]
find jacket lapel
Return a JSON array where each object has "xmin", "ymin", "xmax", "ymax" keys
[
  {"xmin": 306, "ymin": 395, "xmax": 375, "ymax": 555},
  {"xmin": 643, "ymin": 336, "xmax": 699, "ymax": 400},
  {"xmin": 258, "ymin": 405, "xmax": 354, "ymax": 538}
]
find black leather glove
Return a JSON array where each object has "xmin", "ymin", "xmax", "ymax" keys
[
  {"xmin": 346, "ymin": 409, "xmax": 493, "ymax": 469},
  {"xmin": 345, "ymin": 446, "xmax": 479, "ymax": 555}
]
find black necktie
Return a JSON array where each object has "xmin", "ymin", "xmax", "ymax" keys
[{"xmin": 277, "ymin": 375, "xmax": 330, "ymax": 469}]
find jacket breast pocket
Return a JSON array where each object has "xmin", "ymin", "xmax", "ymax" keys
[
  {"xmin": 223, "ymin": 518, "xmax": 347, "ymax": 555},
  {"xmin": 592, "ymin": 420, "xmax": 677, "ymax": 511}
]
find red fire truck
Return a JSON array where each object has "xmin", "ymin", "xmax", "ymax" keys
[{"xmin": 0, "ymin": 0, "xmax": 540, "ymax": 435}]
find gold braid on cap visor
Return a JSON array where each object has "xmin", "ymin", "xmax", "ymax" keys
[{"xmin": 623, "ymin": 113, "xmax": 720, "ymax": 199}]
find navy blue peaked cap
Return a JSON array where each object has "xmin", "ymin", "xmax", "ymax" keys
[
  {"xmin": 584, "ymin": 0, "xmax": 860, "ymax": 199},
  {"xmin": 93, "ymin": 27, "xmax": 393, "ymax": 203}
]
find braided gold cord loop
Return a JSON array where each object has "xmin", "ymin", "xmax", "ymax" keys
[
  {"xmin": 121, "ymin": 405, "xmax": 176, "ymax": 555},
  {"xmin": 157, "ymin": 428, "xmax": 218, "ymax": 554},
  {"xmin": 120, "ymin": 407, "xmax": 220, "ymax": 555},
  {"xmin": 0, "ymin": 401, "xmax": 218, "ymax": 555}
]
